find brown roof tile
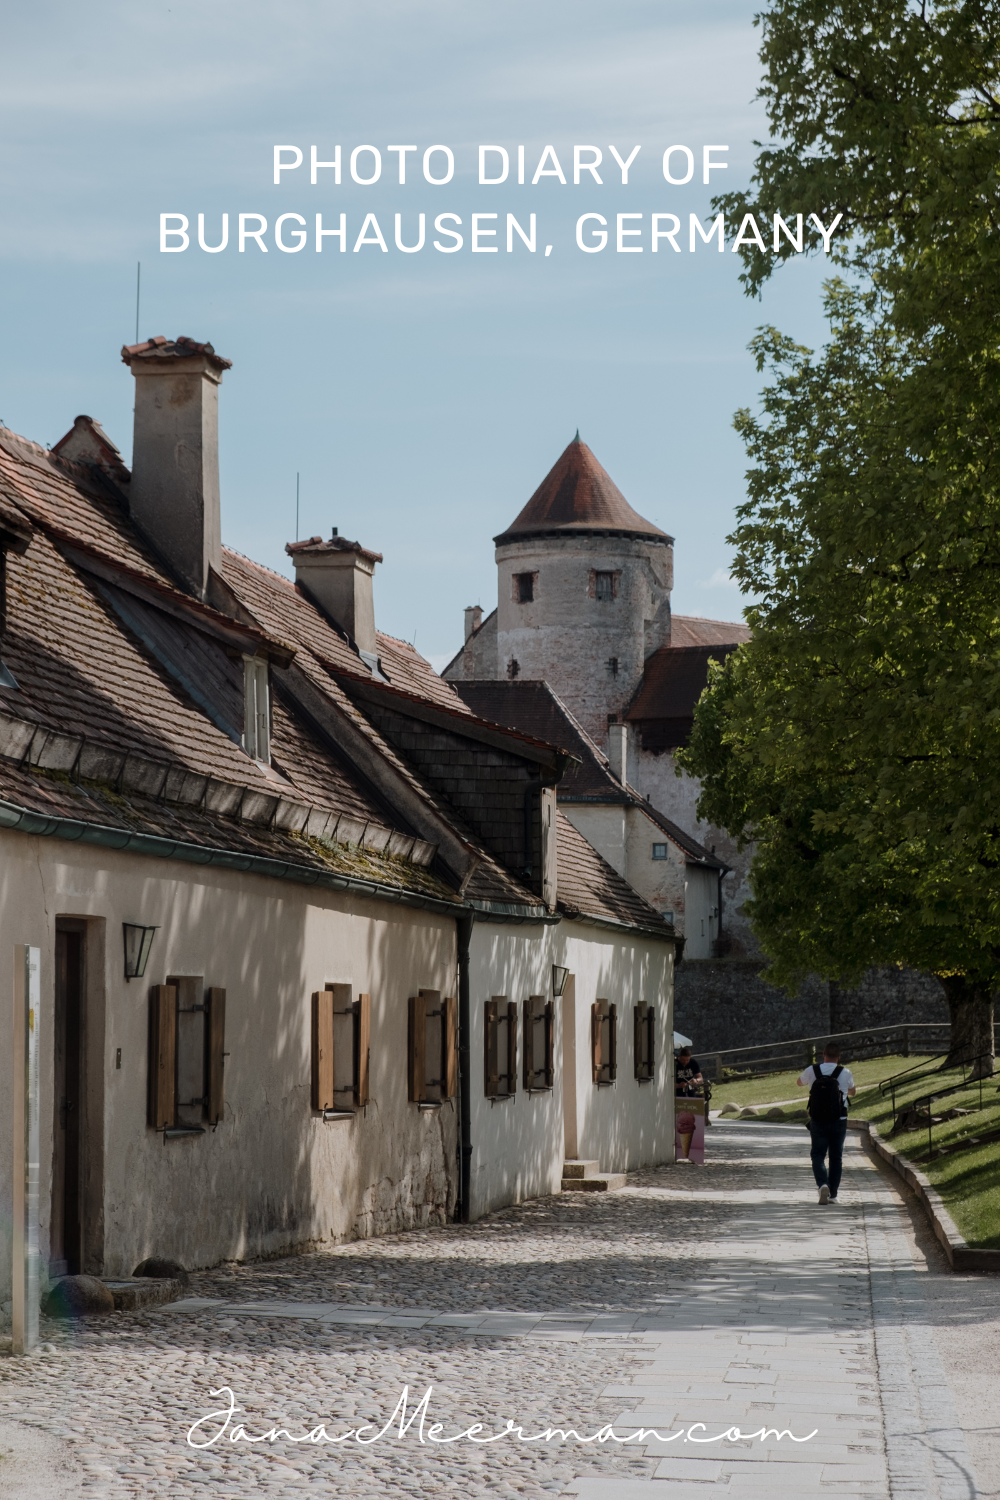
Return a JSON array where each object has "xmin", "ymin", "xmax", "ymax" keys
[
  {"xmin": 670, "ymin": 614, "xmax": 750, "ymax": 648},
  {"xmin": 556, "ymin": 811, "xmax": 671, "ymax": 935},
  {"xmin": 495, "ymin": 437, "xmax": 671, "ymax": 545}
]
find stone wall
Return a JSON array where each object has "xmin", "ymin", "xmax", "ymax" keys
[
  {"xmin": 674, "ymin": 960, "xmax": 948, "ymax": 1056},
  {"xmin": 674, "ymin": 960, "xmax": 831, "ymax": 1054},
  {"xmin": 831, "ymin": 967, "xmax": 947, "ymax": 1033}
]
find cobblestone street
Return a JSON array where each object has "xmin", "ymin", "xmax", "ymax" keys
[{"xmin": 1, "ymin": 1124, "xmax": 993, "ymax": 1500}]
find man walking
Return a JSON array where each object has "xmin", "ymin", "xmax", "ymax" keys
[{"xmin": 797, "ymin": 1042, "xmax": 856, "ymax": 1203}]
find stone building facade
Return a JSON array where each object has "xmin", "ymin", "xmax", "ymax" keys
[{"xmin": 443, "ymin": 436, "xmax": 948, "ymax": 1045}]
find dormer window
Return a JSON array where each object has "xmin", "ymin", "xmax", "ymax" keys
[{"xmin": 243, "ymin": 656, "xmax": 271, "ymax": 763}]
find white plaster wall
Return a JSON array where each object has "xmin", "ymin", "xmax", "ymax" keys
[
  {"xmin": 562, "ymin": 802, "xmax": 687, "ymax": 932},
  {"xmin": 564, "ymin": 930, "xmax": 675, "ymax": 1175},
  {"xmin": 466, "ymin": 920, "xmax": 675, "ymax": 1218},
  {"xmin": 627, "ymin": 742, "xmax": 757, "ymax": 954},
  {"xmin": 0, "ymin": 832, "xmax": 458, "ymax": 1297},
  {"xmin": 681, "ymin": 865, "xmax": 720, "ymax": 960},
  {"xmin": 495, "ymin": 535, "xmax": 672, "ymax": 748}
]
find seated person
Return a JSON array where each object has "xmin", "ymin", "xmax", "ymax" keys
[{"xmin": 675, "ymin": 1047, "xmax": 704, "ymax": 1096}]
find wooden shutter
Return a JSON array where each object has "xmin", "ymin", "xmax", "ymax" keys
[
  {"xmin": 635, "ymin": 1002, "xmax": 651, "ymax": 1080},
  {"xmin": 484, "ymin": 999, "xmax": 499, "ymax": 1097},
  {"xmin": 408, "ymin": 994, "xmax": 426, "ymax": 1102},
  {"xmin": 312, "ymin": 989, "xmax": 335, "ymax": 1111},
  {"xmin": 648, "ymin": 1004, "xmax": 655, "ymax": 1077},
  {"xmin": 543, "ymin": 1000, "xmax": 554, "ymax": 1088},
  {"xmin": 205, "ymin": 987, "xmax": 226, "ymax": 1124},
  {"xmin": 591, "ymin": 1001, "xmax": 602, "ymax": 1082},
  {"xmin": 522, "ymin": 999, "xmax": 534, "ymax": 1089},
  {"xmin": 506, "ymin": 1001, "xmax": 518, "ymax": 1096},
  {"xmin": 443, "ymin": 995, "xmax": 458, "ymax": 1100},
  {"xmin": 354, "ymin": 993, "xmax": 371, "ymax": 1107},
  {"xmin": 148, "ymin": 984, "xmax": 177, "ymax": 1129},
  {"xmin": 609, "ymin": 1003, "xmax": 618, "ymax": 1081}
]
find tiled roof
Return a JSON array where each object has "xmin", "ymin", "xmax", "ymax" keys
[
  {"xmin": 626, "ymin": 643, "xmax": 740, "ymax": 723},
  {"xmin": 0, "ymin": 409, "xmax": 675, "ymax": 937},
  {"xmin": 121, "ymin": 335, "xmax": 232, "ymax": 373},
  {"xmin": 670, "ymin": 615, "xmax": 750, "ymax": 648},
  {"xmin": 286, "ymin": 533, "xmax": 383, "ymax": 566},
  {"xmin": 556, "ymin": 811, "xmax": 671, "ymax": 935},
  {"xmin": 495, "ymin": 437, "xmax": 672, "ymax": 545},
  {"xmin": 452, "ymin": 678, "xmax": 721, "ymax": 868},
  {"xmin": 450, "ymin": 680, "xmax": 620, "ymax": 800}
]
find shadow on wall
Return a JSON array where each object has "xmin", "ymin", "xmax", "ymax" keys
[{"xmin": 26, "ymin": 851, "xmax": 460, "ymax": 1279}]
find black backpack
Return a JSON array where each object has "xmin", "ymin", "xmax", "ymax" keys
[{"xmin": 809, "ymin": 1063, "xmax": 845, "ymax": 1123}]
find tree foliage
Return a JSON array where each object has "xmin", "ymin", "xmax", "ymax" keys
[{"xmin": 681, "ymin": 1, "xmax": 1000, "ymax": 1065}]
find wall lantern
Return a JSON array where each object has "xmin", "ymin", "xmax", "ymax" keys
[
  {"xmin": 551, "ymin": 965, "xmax": 569, "ymax": 997},
  {"xmin": 123, "ymin": 922, "xmax": 158, "ymax": 980}
]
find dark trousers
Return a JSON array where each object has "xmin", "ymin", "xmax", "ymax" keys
[{"xmin": 808, "ymin": 1119, "xmax": 847, "ymax": 1196}]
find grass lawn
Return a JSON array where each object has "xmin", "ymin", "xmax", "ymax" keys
[{"xmin": 711, "ymin": 1051, "xmax": 1000, "ymax": 1251}]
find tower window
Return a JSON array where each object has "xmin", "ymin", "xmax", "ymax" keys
[
  {"xmin": 606, "ymin": 657, "xmax": 619, "ymax": 678},
  {"xmin": 595, "ymin": 571, "xmax": 615, "ymax": 601},
  {"xmin": 514, "ymin": 572, "xmax": 535, "ymax": 603},
  {"xmin": 507, "ymin": 658, "xmax": 520, "ymax": 679}
]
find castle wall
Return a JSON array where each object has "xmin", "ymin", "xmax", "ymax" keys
[{"xmin": 494, "ymin": 534, "xmax": 671, "ymax": 748}]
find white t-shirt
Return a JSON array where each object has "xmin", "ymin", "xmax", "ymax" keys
[{"xmin": 797, "ymin": 1061, "xmax": 855, "ymax": 1099}]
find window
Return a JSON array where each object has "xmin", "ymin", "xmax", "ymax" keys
[
  {"xmin": 148, "ymin": 977, "xmax": 226, "ymax": 1134},
  {"xmin": 595, "ymin": 571, "xmax": 615, "ymax": 601},
  {"xmin": 409, "ymin": 989, "xmax": 457, "ymax": 1105},
  {"xmin": 652, "ymin": 843, "xmax": 668, "ymax": 860},
  {"xmin": 606, "ymin": 657, "xmax": 619, "ymax": 678},
  {"xmin": 523, "ymin": 994, "xmax": 554, "ymax": 1091},
  {"xmin": 243, "ymin": 655, "xmax": 271, "ymax": 763},
  {"xmin": 484, "ymin": 997, "xmax": 518, "ymax": 1099},
  {"xmin": 514, "ymin": 572, "xmax": 536, "ymax": 604},
  {"xmin": 634, "ymin": 1002, "xmax": 655, "ymax": 1082},
  {"xmin": 591, "ymin": 998, "xmax": 617, "ymax": 1086},
  {"xmin": 312, "ymin": 985, "xmax": 370, "ymax": 1115},
  {"xmin": 507, "ymin": 658, "xmax": 520, "ymax": 679}
]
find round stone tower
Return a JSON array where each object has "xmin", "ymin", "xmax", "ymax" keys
[{"xmin": 494, "ymin": 435, "xmax": 673, "ymax": 748}]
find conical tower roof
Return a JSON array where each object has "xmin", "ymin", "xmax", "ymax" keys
[{"xmin": 494, "ymin": 435, "xmax": 672, "ymax": 546}]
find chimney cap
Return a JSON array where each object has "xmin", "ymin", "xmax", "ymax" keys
[
  {"xmin": 286, "ymin": 533, "xmax": 383, "ymax": 566},
  {"xmin": 121, "ymin": 335, "xmax": 232, "ymax": 373}
]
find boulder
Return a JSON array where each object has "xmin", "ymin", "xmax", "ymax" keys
[
  {"xmin": 739, "ymin": 1106, "xmax": 759, "ymax": 1119},
  {"xmin": 765, "ymin": 1107, "xmax": 786, "ymax": 1120},
  {"xmin": 133, "ymin": 1257, "xmax": 189, "ymax": 1285},
  {"xmin": 41, "ymin": 1276, "xmax": 115, "ymax": 1319},
  {"xmin": 719, "ymin": 1102, "xmax": 740, "ymax": 1116}
]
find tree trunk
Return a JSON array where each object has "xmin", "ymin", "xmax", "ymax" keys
[{"xmin": 939, "ymin": 975, "xmax": 996, "ymax": 1078}]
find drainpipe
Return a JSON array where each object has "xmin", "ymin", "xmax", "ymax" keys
[{"xmin": 457, "ymin": 912, "xmax": 474, "ymax": 1222}]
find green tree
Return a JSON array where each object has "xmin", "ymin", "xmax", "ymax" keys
[{"xmin": 682, "ymin": 1, "xmax": 1000, "ymax": 1072}]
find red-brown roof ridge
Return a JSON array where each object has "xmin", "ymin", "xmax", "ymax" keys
[{"xmin": 494, "ymin": 436, "xmax": 672, "ymax": 545}]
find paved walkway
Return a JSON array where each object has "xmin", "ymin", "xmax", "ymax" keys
[{"xmin": 0, "ymin": 1124, "xmax": 991, "ymax": 1499}]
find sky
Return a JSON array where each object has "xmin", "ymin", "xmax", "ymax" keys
[{"xmin": 0, "ymin": 1, "xmax": 834, "ymax": 670}]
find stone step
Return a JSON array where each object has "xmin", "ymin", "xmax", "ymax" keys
[
  {"xmin": 101, "ymin": 1277, "xmax": 185, "ymax": 1312},
  {"xmin": 561, "ymin": 1172, "xmax": 627, "ymax": 1193},
  {"xmin": 562, "ymin": 1159, "xmax": 601, "ymax": 1179}
]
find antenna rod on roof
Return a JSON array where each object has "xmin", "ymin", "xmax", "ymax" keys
[
  {"xmin": 296, "ymin": 472, "xmax": 300, "ymax": 542},
  {"xmin": 134, "ymin": 262, "xmax": 141, "ymax": 344}
]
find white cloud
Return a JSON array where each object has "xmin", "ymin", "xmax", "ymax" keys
[{"xmin": 701, "ymin": 567, "xmax": 738, "ymax": 589}]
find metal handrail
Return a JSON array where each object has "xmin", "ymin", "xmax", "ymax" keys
[
  {"xmin": 879, "ymin": 1053, "xmax": 952, "ymax": 1115},
  {"xmin": 898, "ymin": 1053, "xmax": 995, "ymax": 1159},
  {"xmin": 701, "ymin": 1022, "xmax": 950, "ymax": 1082}
]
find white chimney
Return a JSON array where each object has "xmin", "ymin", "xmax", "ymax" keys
[
  {"xmin": 287, "ymin": 531, "xmax": 383, "ymax": 660},
  {"xmin": 121, "ymin": 336, "xmax": 231, "ymax": 601},
  {"xmin": 464, "ymin": 605, "xmax": 483, "ymax": 641},
  {"xmin": 608, "ymin": 721, "xmax": 628, "ymax": 784}
]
